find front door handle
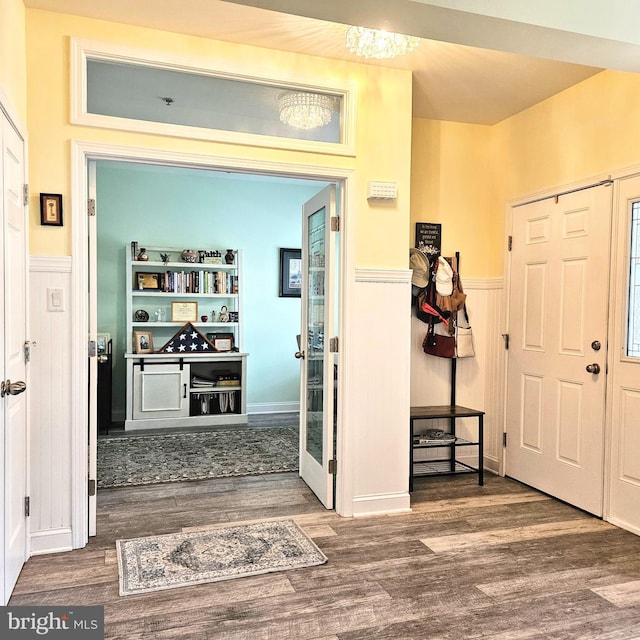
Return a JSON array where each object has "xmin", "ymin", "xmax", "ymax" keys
[
  {"xmin": 586, "ymin": 363, "xmax": 601, "ymax": 374},
  {"xmin": 1, "ymin": 379, "xmax": 27, "ymax": 397}
]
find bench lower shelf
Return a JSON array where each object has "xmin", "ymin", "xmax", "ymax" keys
[{"xmin": 410, "ymin": 404, "xmax": 484, "ymax": 491}]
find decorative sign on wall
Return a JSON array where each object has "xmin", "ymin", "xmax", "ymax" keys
[{"xmin": 415, "ymin": 222, "xmax": 441, "ymax": 257}]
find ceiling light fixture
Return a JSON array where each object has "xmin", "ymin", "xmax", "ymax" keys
[
  {"xmin": 345, "ymin": 26, "xmax": 419, "ymax": 59},
  {"xmin": 278, "ymin": 91, "xmax": 334, "ymax": 130}
]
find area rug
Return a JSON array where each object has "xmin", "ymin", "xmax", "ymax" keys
[
  {"xmin": 116, "ymin": 519, "xmax": 327, "ymax": 595},
  {"xmin": 98, "ymin": 427, "xmax": 298, "ymax": 489}
]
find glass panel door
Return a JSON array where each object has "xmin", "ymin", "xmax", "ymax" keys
[{"xmin": 299, "ymin": 185, "xmax": 336, "ymax": 508}]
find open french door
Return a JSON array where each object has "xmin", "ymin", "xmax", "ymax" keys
[
  {"xmin": 88, "ymin": 160, "xmax": 98, "ymax": 535},
  {"xmin": 298, "ymin": 185, "xmax": 337, "ymax": 509}
]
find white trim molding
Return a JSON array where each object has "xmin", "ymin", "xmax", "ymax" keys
[
  {"xmin": 71, "ymin": 140, "xmax": 358, "ymax": 542},
  {"xmin": 30, "ymin": 256, "xmax": 72, "ymax": 272},
  {"xmin": 70, "ymin": 38, "xmax": 357, "ymax": 158}
]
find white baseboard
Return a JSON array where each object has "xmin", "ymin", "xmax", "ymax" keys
[
  {"xmin": 351, "ymin": 492, "xmax": 411, "ymax": 517},
  {"xmin": 248, "ymin": 402, "xmax": 299, "ymax": 414},
  {"xmin": 29, "ymin": 529, "xmax": 74, "ymax": 556}
]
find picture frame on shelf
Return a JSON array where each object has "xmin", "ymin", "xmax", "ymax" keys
[
  {"xmin": 279, "ymin": 248, "xmax": 302, "ymax": 298},
  {"xmin": 207, "ymin": 332, "xmax": 235, "ymax": 352},
  {"xmin": 136, "ymin": 272, "xmax": 160, "ymax": 290},
  {"xmin": 134, "ymin": 331, "xmax": 153, "ymax": 354},
  {"xmin": 96, "ymin": 333, "xmax": 111, "ymax": 355},
  {"xmin": 39, "ymin": 193, "xmax": 63, "ymax": 226},
  {"xmin": 171, "ymin": 301, "xmax": 198, "ymax": 322}
]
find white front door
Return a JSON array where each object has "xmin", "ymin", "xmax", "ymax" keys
[
  {"xmin": 505, "ymin": 184, "xmax": 611, "ymax": 516},
  {"xmin": 299, "ymin": 185, "xmax": 337, "ymax": 509},
  {"xmin": 1, "ymin": 113, "xmax": 28, "ymax": 604},
  {"xmin": 607, "ymin": 174, "xmax": 640, "ymax": 535}
]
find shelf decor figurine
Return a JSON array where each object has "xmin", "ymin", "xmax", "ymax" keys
[
  {"xmin": 225, "ymin": 249, "xmax": 235, "ymax": 265},
  {"xmin": 160, "ymin": 252, "xmax": 171, "ymax": 265},
  {"xmin": 181, "ymin": 249, "xmax": 198, "ymax": 263},
  {"xmin": 137, "ymin": 247, "xmax": 149, "ymax": 261}
]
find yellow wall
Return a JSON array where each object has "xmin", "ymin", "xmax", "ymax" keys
[
  {"xmin": 411, "ymin": 118, "xmax": 492, "ymax": 277},
  {"xmin": 412, "ymin": 69, "xmax": 640, "ymax": 278},
  {"xmin": 25, "ymin": 9, "xmax": 412, "ymax": 265},
  {"xmin": 0, "ymin": 0, "xmax": 27, "ymax": 123}
]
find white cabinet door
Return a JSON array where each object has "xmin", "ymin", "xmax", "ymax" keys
[{"xmin": 133, "ymin": 363, "xmax": 190, "ymax": 419}]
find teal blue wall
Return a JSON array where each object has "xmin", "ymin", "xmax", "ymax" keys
[{"xmin": 96, "ymin": 161, "xmax": 325, "ymax": 421}]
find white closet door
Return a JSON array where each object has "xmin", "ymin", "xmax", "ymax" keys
[{"xmin": 1, "ymin": 112, "xmax": 28, "ymax": 604}]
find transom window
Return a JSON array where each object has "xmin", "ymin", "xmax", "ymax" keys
[{"xmin": 72, "ymin": 40, "xmax": 354, "ymax": 156}]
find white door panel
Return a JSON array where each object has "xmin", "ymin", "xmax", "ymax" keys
[
  {"xmin": 607, "ymin": 175, "xmax": 640, "ymax": 534},
  {"xmin": 506, "ymin": 185, "xmax": 611, "ymax": 516},
  {"xmin": 2, "ymin": 114, "xmax": 28, "ymax": 604}
]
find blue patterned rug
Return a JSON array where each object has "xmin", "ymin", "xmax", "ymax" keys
[
  {"xmin": 116, "ymin": 519, "xmax": 327, "ymax": 595},
  {"xmin": 98, "ymin": 427, "xmax": 299, "ymax": 489}
]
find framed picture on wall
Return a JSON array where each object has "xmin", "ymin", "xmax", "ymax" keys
[
  {"xmin": 40, "ymin": 193, "xmax": 63, "ymax": 226},
  {"xmin": 279, "ymin": 248, "xmax": 302, "ymax": 298}
]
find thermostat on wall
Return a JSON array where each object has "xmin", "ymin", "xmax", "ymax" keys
[{"xmin": 367, "ymin": 181, "xmax": 398, "ymax": 200}]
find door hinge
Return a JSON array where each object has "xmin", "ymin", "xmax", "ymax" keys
[
  {"xmin": 329, "ymin": 337, "xmax": 339, "ymax": 353},
  {"xmin": 503, "ymin": 432, "xmax": 508, "ymax": 448},
  {"xmin": 331, "ymin": 216, "xmax": 340, "ymax": 232},
  {"xmin": 25, "ymin": 497, "xmax": 30, "ymax": 517},
  {"xmin": 88, "ymin": 198, "xmax": 96, "ymax": 217},
  {"xmin": 328, "ymin": 459, "xmax": 337, "ymax": 475},
  {"xmin": 88, "ymin": 340, "xmax": 97, "ymax": 357},
  {"xmin": 23, "ymin": 184, "xmax": 29, "ymax": 206},
  {"xmin": 88, "ymin": 479, "xmax": 96, "ymax": 497},
  {"xmin": 502, "ymin": 333, "xmax": 510, "ymax": 350},
  {"xmin": 508, "ymin": 235, "xmax": 513, "ymax": 251}
]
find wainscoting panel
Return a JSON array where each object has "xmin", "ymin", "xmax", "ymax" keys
[
  {"xmin": 347, "ymin": 269, "xmax": 412, "ymax": 516},
  {"xmin": 411, "ymin": 279, "xmax": 504, "ymax": 474},
  {"xmin": 28, "ymin": 257, "xmax": 74, "ymax": 554}
]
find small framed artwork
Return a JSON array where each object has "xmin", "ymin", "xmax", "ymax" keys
[
  {"xmin": 136, "ymin": 272, "xmax": 160, "ymax": 290},
  {"xmin": 207, "ymin": 332, "xmax": 235, "ymax": 352},
  {"xmin": 279, "ymin": 248, "xmax": 302, "ymax": 298},
  {"xmin": 40, "ymin": 193, "xmax": 63, "ymax": 226},
  {"xmin": 96, "ymin": 333, "xmax": 111, "ymax": 355},
  {"xmin": 134, "ymin": 331, "xmax": 153, "ymax": 354},
  {"xmin": 171, "ymin": 301, "xmax": 198, "ymax": 322}
]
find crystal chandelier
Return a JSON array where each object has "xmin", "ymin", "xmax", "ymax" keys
[
  {"xmin": 278, "ymin": 91, "xmax": 334, "ymax": 130},
  {"xmin": 345, "ymin": 26, "xmax": 419, "ymax": 59}
]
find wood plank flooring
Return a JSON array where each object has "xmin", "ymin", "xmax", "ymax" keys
[{"xmin": 10, "ymin": 473, "xmax": 640, "ymax": 639}]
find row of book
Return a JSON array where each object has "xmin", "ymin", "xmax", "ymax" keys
[{"xmin": 157, "ymin": 270, "xmax": 238, "ymax": 294}]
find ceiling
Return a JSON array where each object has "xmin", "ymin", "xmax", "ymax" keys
[{"xmin": 24, "ymin": 0, "xmax": 604, "ymax": 125}]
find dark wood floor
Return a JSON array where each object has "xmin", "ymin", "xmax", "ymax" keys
[{"xmin": 10, "ymin": 472, "xmax": 640, "ymax": 639}]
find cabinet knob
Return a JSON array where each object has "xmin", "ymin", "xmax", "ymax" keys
[{"xmin": 294, "ymin": 351, "xmax": 305, "ymax": 360}]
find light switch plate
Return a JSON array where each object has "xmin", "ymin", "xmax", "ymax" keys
[{"xmin": 47, "ymin": 287, "xmax": 65, "ymax": 312}]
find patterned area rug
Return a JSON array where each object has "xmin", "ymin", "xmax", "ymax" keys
[
  {"xmin": 116, "ymin": 519, "xmax": 327, "ymax": 595},
  {"xmin": 98, "ymin": 427, "xmax": 298, "ymax": 489}
]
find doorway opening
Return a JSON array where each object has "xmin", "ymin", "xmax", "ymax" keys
[{"xmin": 76, "ymin": 144, "xmax": 350, "ymax": 541}]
